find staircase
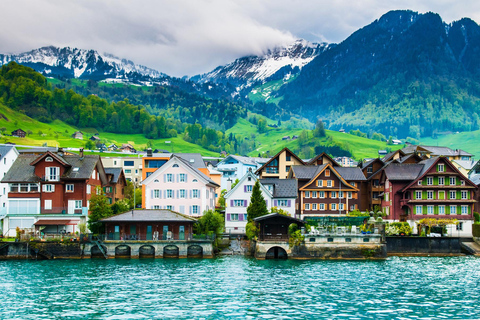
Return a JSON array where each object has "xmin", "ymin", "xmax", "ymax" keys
[{"xmin": 93, "ymin": 240, "xmax": 108, "ymax": 259}]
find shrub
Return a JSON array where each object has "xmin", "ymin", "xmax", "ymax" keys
[{"xmin": 474, "ymin": 212, "xmax": 480, "ymax": 224}]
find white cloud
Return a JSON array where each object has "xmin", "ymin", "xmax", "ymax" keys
[{"xmin": 1, "ymin": 0, "xmax": 479, "ymax": 77}]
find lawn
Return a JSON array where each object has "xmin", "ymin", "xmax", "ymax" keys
[{"xmin": 421, "ymin": 131, "xmax": 479, "ymax": 156}]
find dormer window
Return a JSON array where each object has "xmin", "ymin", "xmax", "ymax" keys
[
  {"xmin": 45, "ymin": 167, "xmax": 59, "ymax": 181},
  {"xmin": 173, "ymin": 164, "xmax": 179, "ymax": 168},
  {"xmin": 45, "ymin": 157, "xmax": 53, "ymax": 162}
]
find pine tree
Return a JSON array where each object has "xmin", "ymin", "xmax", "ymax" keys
[{"xmin": 247, "ymin": 180, "xmax": 268, "ymax": 222}]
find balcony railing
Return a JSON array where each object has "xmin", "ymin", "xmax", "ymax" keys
[
  {"xmin": 104, "ymin": 232, "xmax": 215, "ymax": 241},
  {"xmin": 265, "ymin": 167, "xmax": 279, "ymax": 174},
  {"xmin": 7, "ymin": 207, "xmax": 88, "ymax": 215},
  {"xmin": 258, "ymin": 233, "xmax": 289, "ymax": 241}
]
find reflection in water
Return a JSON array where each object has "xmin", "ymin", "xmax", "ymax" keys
[{"xmin": 0, "ymin": 256, "xmax": 479, "ymax": 319}]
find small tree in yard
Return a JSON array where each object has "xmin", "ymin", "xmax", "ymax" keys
[
  {"xmin": 246, "ymin": 180, "xmax": 269, "ymax": 239},
  {"xmin": 194, "ymin": 210, "xmax": 224, "ymax": 244},
  {"xmin": 88, "ymin": 187, "xmax": 113, "ymax": 234}
]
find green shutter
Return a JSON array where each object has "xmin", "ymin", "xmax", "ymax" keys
[
  {"xmin": 436, "ymin": 164, "xmax": 439, "ymax": 172},
  {"xmin": 423, "ymin": 205, "xmax": 427, "ymax": 215},
  {"xmin": 434, "ymin": 176, "xmax": 438, "ymax": 185},
  {"xmin": 457, "ymin": 191, "xmax": 461, "ymax": 199},
  {"xmin": 422, "ymin": 191, "xmax": 427, "ymax": 200},
  {"xmin": 457, "ymin": 178, "xmax": 461, "ymax": 186},
  {"xmin": 422, "ymin": 179, "xmax": 427, "ymax": 186},
  {"xmin": 446, "ymin": 206, "xmax": 450, "ymax": 215},
  {"xmin": 439, "ymin": 192, "xmax": 444, "ymax": 200},
  {"xmin": 434, "ymin": 206, "xmax": 439, "ymax": 215}
]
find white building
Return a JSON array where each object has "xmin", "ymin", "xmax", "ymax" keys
[
  {"xmin": 0, "ymin": 146, "xmax": 19, "ymax": 232},
  {"xmin": 216, "ymin": 155, "xmax": 269, "ymax": 190},
  {"xmin": 224, "ymin": 171, "xmax": 297, "ymax": 235}
]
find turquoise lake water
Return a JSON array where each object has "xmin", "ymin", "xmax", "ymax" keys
[{"xmin": 0, "ymin": 256, "xmax": 479, "ymax": 319}]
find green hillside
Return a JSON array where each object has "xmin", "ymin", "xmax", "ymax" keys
[{"xmin": 421, "ymin": 131, "xmax": 480, "ymax": 156}]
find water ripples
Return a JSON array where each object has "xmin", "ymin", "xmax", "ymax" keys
[{"xmin": 0, "ymin": 256, "xmax": 479, "ymax": 319}]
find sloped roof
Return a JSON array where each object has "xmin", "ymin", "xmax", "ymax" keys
[
  {"xmin": 175, "ymin": 153, "xmax": 206, "ymax": 169},
  {"xmin": 421, "ymin": 146, "xmax": 473, "ymax": 157},
  {"xmin": 452, "ymin": 160, "xmax": 477, "ymax": 170},
  {"xmin": 175, "ymin": 156, "xmax": 219, "ymax": 187},
  {"xmin": 381, "ymin": 149, "xmax": 405, "ymax": 162},
  {"xmin": 0, "ymin": 145, "xmax": 17, "ymax": 161},
  {"xmin": 260, "ymin": 179, "xmax": 298, "ymax": 198},
  {"xmin": 306, "ymin": 152, "xmax": 340, "ymax": 166},
  {"xmin": 253, "ymin": 212, "xmax": 305, "ymax": 225},
  {"xmin": 291, "ymin": 165, "xmax": 324, "ymax": 180},
  {"xmin": 2, "ymin": 154, "xmax": 39, "ymax": 183},
  {"xmin": 62, "ymin": 155, "xmax": 101, "ymax": 180},
  {"xmin": 335, "ymin": 167, "xmax": 367, "ymax": 181},
  {"xmin": 255, "ymin": 147, "xmax": 305, "ymax": 175},
  {"xmin": 384, "ymin": 163, "xmax": 424, "ymax": 181},
  {"xmin": 100, "ymin": 209, "xmax": 196, "ymax": 223},
  {"xmin": 104, "ymin": 167, "xmax": 123, "ymax": 184},
  {"xmin": 470, "ymin": 175, "xmax": 480, "ymax": 186},
  {"xmin": 219, "ymin": 155, "xmax": 269, "ymax": 167}
]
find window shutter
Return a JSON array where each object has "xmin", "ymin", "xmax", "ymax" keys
[
  {"xmin": 176, "ymin": 190, "xmax": 179, "ymax": 198},
  {"xmin": 265, "ymin": 200, "xmax": 268, "ymax": 207},
  {"xmin": 42, "ymin": 185, "xmax": 46, "ymax": 192},
  {"xmin": 185, "ymin": 174, "xmax": 188, "ymax": 183},
  {"xmin": 287, "ymin": 200, "xmax": 291, "ymax": 207},
  {"xmin": 164, "ymin": 190, "xmax": 167, "ymax": 198},
  {"xmin": 189, "ymin": 206, "xmax": 192, "ymax": 214},
  {"xmin": 159, "ymin": 190, "xmax": 162, "ymax": 199},
  {"xmin": 177, "ymin": 174, "xmax": 179, "ymax": 182},
  {"xmin": 239, "ymin": 214, "xmax": 244, "ymax": 221},
  {"xmin": 244, "ymin": 185, "xmax": 247, "ymax": 192},
  {"xmin": 190, "ymin": 190, "xmax": 192, "ymax": 199},
  {"xmin": 226, "ymin": 214, "xmax": 231, "ymax": 221},
  {"xmin": 230, "ymin": 200, "xmax": 234, "ymax": 207},
  {"xmin": 151, "ymin": 190, "xmax": 154, "ymax": 199},
  {"xmin": 164, "ymin": 174, "xmax": 166, "ymax": 183},
  {"xmin": 332, "ymin": 180, "xmax": 335, "ymax": 187},
  {"xmin": 52, "ymin": 185, "xmax": 55, "ymax": 192},
  {"xmin": 244, "ymin": 214, "xmax": 247, "ymax": 220},
  {"xmin": 274, "ymin": 200, "xmax": 278, "ymax": 207},
  {"xmin": 199, "ymin": 190, "xmax": 201, "ymax": 198},
  {"xmin": 244, "ymin": 200, "xmax": 247, "ymax": 207}
]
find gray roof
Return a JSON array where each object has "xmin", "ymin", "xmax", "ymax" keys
[
  {"xmin": 452, "ymin": 160, "xmax": 477, "ymax": 170},
  {"xmin": 18, "ymin": 147, "xmax": 58, "ymax": 154},
  {"xmin": 175, "ymin": 153, "xmax": 206, "ymax": 169},
  {"xmin": 421, "ymin": 146, "xmax": 473, "ymax": 157},
  {"xmin": 219, "ymin": 155, "xmax": 269, "ymax": 166},
  {"xmin": 291, "ymin": 165, "xmax": 325, "ymax": 180},
  {"xmin": 0, "ymin": 145, "xmax": 16, "ymax": 161},
  {"xmin": 417, "ymin": 157, "xmax": 439, "ymax": 177},
  {"xmin": 384, "ymin": 163, "xmax": 424, "ymax": 181},
  {"xmin": 100, "ymin": 209, "xmax": 196, "ymax": 223},
  {"xmin": 253, "ymin": 212, "xmax": 305, "ymax": 225},
  {"xmin": 470, "ymin": 175, "xmax": 480, "ymax": 186},
  {"xmin": 104, "ymin": 167, "xmax": 123, "ymax": 184},
  {"xmin": 260, "ymin": 179, "xmax": 298, "ymax": 198},
  {"xmin": 174, "ymin": 156, "xmax": 219, "ymax": 187},
  {"xmin": 359, "ymin": 158, "xmax": 379, "ymax": 169},
  {"xmin": 335, "ymin": 167, "xmax": 367, "ymax": 181},
  {"xmin": 2, "ymin": 153, "xmax": 101, "ymax": 183}
]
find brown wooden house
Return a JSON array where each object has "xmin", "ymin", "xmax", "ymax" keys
[
  {"xmin": 11, "ymin": 129, "xmax": 26, "ymax": 138},
  {"xmin": 104, "ymin": 167, "xmax": 127, "ymax": 204}
]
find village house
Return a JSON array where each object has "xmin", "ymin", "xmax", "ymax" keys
[
  {"xmin": 223, "ymin": 171, "xmax": 297, "ymax": 234},
  {"xmin": 11, "ymin": 129, "xmax": 26, "ymax": 138},
  {"xmin": 402, "ymin": 144, "xmax": 473, "ymax": 161},
  {"xmin": 71, "ymin": 131, "xmax": 83, "ymax": 140},
  {"xmin": 101, "ymin": 156, "xmax": 143, "ymax": 184},
  {"xmin": 380, "ymin": 156, "xmax": 477, "ymax": 237},
  {"xmin": 0, "ymin": 146, "xmax": 19, "ymax": 233},
  {"xmin": 103, "ymin": 167, "xmax": 127, "ymax": 204},
  {"xmin": 256, "ymin": 147, "xmax": 304, "ymax": 179},
  {"xmin": 141, "ymin": 155, "xmax": 219, "ymax": 216},
  {"xmin": 216, "ymin": 154, "xmax": 269, "ymax": 190},
  {"xmin": 1, "ymin": 149, "xmax": 109, "ymax": 236},
  {"xmin": 120, "ymin": 143, "xmax": 136, "ymax": 153}
]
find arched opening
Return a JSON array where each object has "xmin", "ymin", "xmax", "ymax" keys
[
  {"xmin": 139, "ymin": 245, "xmax": 155, "ymax": 259},
  {"xmin": 187, "ymin": 245, "xmax": 203, "ymax": 258},
  {"xmin": 115, "ymin": 245, "xmax": 131, "ymax": 259},
  {"xmin": 91, "ymin": 245, "xmax": 107, "ymax": 259},
  {"xmin": 266, "ymin": 246, "xmax": 288, "ymax": 260},
  {"xmin": 163, "ymin": 245, "xmax": 179, "ymax": 258}
]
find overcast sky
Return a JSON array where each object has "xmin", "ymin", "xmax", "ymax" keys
[{"xmin": 2, "ymin": 0, "xmax": 480, "ymax": 77}]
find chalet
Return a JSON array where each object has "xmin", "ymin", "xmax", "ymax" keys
[
  {"xmin": 1, "ymin": 150, "xmax": 108, "ymax": 236},
  {"xmin": 104, "ymin": 167, "xmax": 127, "ymax": 204},
  {"xmin": 120, "ymin": 144, "xmax": 136, "ymax": 153},
  {"xmin": 380, "ymin": 156, "xmax": 477, "ymax": 237},
  {"xmin": 401, "ymin": 144, "xmax": 473, "ymax": 161},
  {"xmin": 90, "ymin": 135, "xmax": 101, "ymax": 141},
  {"xmin": 141, "ymin": 155, "xmax": 219, "ymax": 216},
  {"xmin": 452, "ymin": 159, "xmax": 477, "ymax": 177},
  {"xmin": 108, "ymin": 144, "xmax": 118, "ymax": 151},
  {"xmin": 282, "ymin": 136, "xmax": 291, "ymax": 141},
  {"xmin": 256, "ymin": 147, "xmax": 304, "ymax": 179},
  {"xmin": 11, "ymin": 129, "xmax": 26, "ymax": 138},
  {"xmin": 307, "ymin": 152, "xmax": 340, "ymax": 166},
  {"xmin": 72, "ymin": 131, "xmax": 83, "ymax": 140}
]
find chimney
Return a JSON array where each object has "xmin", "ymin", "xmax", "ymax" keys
[
  {"xmin": 147, "ymin": 148, "xmax": 152, "ymax": 157},
  {"xmin": 79, "ymin": 148, "xmax": 84, "ymax": 159},
  {"xmin": 58, "ymin": 147, "xmax": 64, "ymax": 156}
]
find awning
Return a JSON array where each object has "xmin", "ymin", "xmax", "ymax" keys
[{"xmin": 34, "ymin": 219, "xmax": 80, "ymax": 226}]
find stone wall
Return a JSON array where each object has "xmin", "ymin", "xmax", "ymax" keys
[{"xmin": 387, "ymin": 236, "xmax": 463, "ymax": 254}]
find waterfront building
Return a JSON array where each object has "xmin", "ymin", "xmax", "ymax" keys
[
  {"xmin": 1, "ymin": 150, "xmax": 108, "ymax": 236},
  {"xmin": 141, "ymin": 155, "xmax": 219, "ymax": 216},
  {"xmin": 380, "ymin": 156, "xmax": 477, "ymax": 237}
]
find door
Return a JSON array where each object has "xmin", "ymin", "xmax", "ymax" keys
[
  {"xmin": 130, "ymin": 225, "xmax": 136, "ymax": 239},
  {"xmin": 114, "ymin": 225, "xmax": 120, "ymax": 240},
  {"xmin": 146, "ymin": 225, "xmax": 152, "ymax": 240},
  {"xmin": 163, "ymin": 225, "xmax": 168, "ymax": 240},
  {"xmin": 67, "ymin": 200, "xmax": 75, "ymax": 214},
  {"xmin": 179, "ymin": 226, "xmax": 185, "ymax": 240}
]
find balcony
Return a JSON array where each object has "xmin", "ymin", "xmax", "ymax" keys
[
  {"xmin": 6, "ymin": 207, "xmax": 88, "ymax": 216},
  {"xmin": 265, "ymin": 167, "xmax": 279, "ymax": 174}
]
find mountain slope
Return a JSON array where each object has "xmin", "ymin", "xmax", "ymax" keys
[
  {"xmin": 192, "ymin": 39, "xmax": 331, "ymax": 95},
  {"xmin": 275, "ymin": 10, "xmax": 480, "ymax": 138}
]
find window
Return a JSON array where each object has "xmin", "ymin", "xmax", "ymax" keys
[
  {"xmin": 277, "ymin": 200, "xmax": 288, "ymax": 207},
  {"xmin": 331, "ymin": 203, "xmax": 337, "ymax": 210},
  {"xmin": 124, "ymin": 169, "xmax": 131, "ymax": 174},
  {"xmin": 44, "ymin": 184, "xmax": 54, "ymax": 192},
  {"xmin": 179, "ymin": 189, "xmax": 186, "ymax": 198},
  {"xmin": 331, "ymin": 191, "xmax": 337, "ymax": 199},
  {"xmin": 415, "ymin": 205, "xmax": 422, "ymax": 215},
  {"xmin": 450, "ymin": 205, "xmax": 457, "ymax": 214},
  {"xmin": 166, "ymin": 205, "xmax": 173, "ymax": 210},
  {"xmin": 456, "ymin": 222, "xmax": 463, "ymax": 231},
  {"xmin": 246, "ymin": 185, "xmax": 253, "ymax": 192},
  {"xmin": 44, "ymin": 200, "xmax": 52, "ymax": 210},
  {"xmin": 339, "ymin": 191, "xmax": 344, "ymax": 199},
  {"xmin": 427, "ymin": 191, "xmax": 433, "ymax": 200},
  {"xmin": 350, "ymin": 205, "xmax": 356, "ymax": 211},
  {"xmin": 305, "ymin": 191, "xmax": 310, "ymax": 198},
  {"xmin": 449, "ymin": 177, "xmax": 456, "ymax": 185},
  {"xmin": 75, "ymin": 200, "xmax": 82, "ymax": 209},
  {"xmin": 66, "ymin": 184, "xmax": 74, "ymax": 193},
  {"xmin": 418, "ymin": 181, "xmax": 422, "ymax": 186},
  {"xmin": 286, "ymin": 155, "xmax": 291, "ymax": 161},
  {"xmin": 438, "ymin": 164, "xmax": 445, "ymax": 172},
  {"xmin": 46, "ymin": 167, "xmax": 59, "ymax": 181},
  {"xmin": 305, "ymin": 203, "xmax": 310, "ymax": 210},
  {"xmin": 415, "ymin": 191, "xmax": 422, "ymax": 200},
  {"xmin": 30, "ymin": 184, "xmax": 38, "ymax": 192},
  {"xmin": 20, "ymin": 184, "xmax": 29, "ymax": 192},
  {"xmin": 285, "ymin": 166, "xmax": 291, "ymax": 173},
  {"xmin": 86, "ymin": 185, "xmax": 91, "ymax": 194},
  {"xmin": 233, "ymin": 200, "xmax": 245, "ymax": 207},
  {"xmin": 45, "ymin": 157, "xmax": 53, "ymax": 162},
  {"xmin": 192, "ymin": 206, "xmax": 199, "ymax": 214},
  {"xmin": 461, "ymin": 180, "xmax": 465, "ymax": 186},
  {"xmin": 230, "ymin": 214, "xmax": 239, "ymax": 221},
  {"xmin": 154, "ymin": 190, "xmax": 160, "ymax": 198},
  {"xmin": 192, "ymin": 189, "xmax": 199, "ymax": 198},
  {"xmin": 179, "ymin": 173, "xmax": 187, "ymax": 182},
  {"xmin": 166, "ymin": 190, "xmax": 173, "ymax": 198},
  {"xmin": 113, "ymin": 160, "xmax": 117, "ymax": 166},
  {"xmin": 10, "ymin": 184, "xmax": 18, "ymax": 192},
  {"xmin": 350, "ymin": 182, "xmax": 355, "ymax": 187},
  {"xmin": 367, "ymin": 166, "xmax": 373, "ymax": 174},
  {"xmin": 319, "ymin": 191, "xmax": 325, "ymax": 199},
  {"xmin": 347, "ymin": 192, "xmax": 352, "ymax": 199},
  {"xmin": 312, "ymin": 203, "xmax": 317, "ymax": 210},
  {"xmin": 438, "ymin": 205, "xmax": 445, "ymax": 215},
  {"xmin": 461, "ymin": 206, "xmax": 468, "ymax": 215},
  {"xmin": 153, "ymin": 205, "xmax": 160, "ymax": 209},
  {"xmin": 166, "ymin": 174, "xmax": 173, "ymax": 182},
  {"xmin": 438, "ymin": 177, "xmax": 444, "ymax": 185},
  {"xmin": 427, "ymin": 177, "xmax": 433, "ymax": 185},
  {"xmin": 319, "ymin": 203, "xmax": 325, "ymax": 210},
  {"xmin": 317, "ymin": 180, "xmax": 323, "ymax": 187},
  {"xmin": 327, "ymin": 180, "xmax": 332, "ymax": 187},
  {"xmin": 173, "ymin": 164, "xmax": 179, "ymax": 168},
  {"xmin": 325, "ymin": 169, "xmax": 330, "ymax": 177},
  {"xmin": 339, "ymin": 203, "xmax": 345, "ymax": 211},
  {"xmin": 312, "ymin": 191, "xmax": 317, "ymax": 198},
  {"xmin": 427, "ymin": 206, "xmax": 434, "ymax": 215},
  {"xmin": 461, "ymin": 191, "xmax": 468, "ymax": 200},
  {"xmin": 124, "ymin": 160, "xmax": 134, "ymax": 167},
  {"xmin": 449, "ymin": 191, "xmax": 456, "ymax": 200}
]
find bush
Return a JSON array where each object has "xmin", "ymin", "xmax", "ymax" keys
[
  {"xmin": 474, "ymin": 212, "xmax": 480, "ymax": 224},
  {"xmin": 386, "ymin": 222, "xmax": 412, "ymax": 236},
  {"xmin": 245, "ymin": 222, "xmax": 259, "ymax": 240},
  {"xmin": 473, "ymin": 224, "xmax": 480, "ymax": 237}
]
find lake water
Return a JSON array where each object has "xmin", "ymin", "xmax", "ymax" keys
[{"xmin": 0, "ymin": 256, "xmax": 479, "ymax": 319}]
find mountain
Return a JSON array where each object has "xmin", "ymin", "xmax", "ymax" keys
[
  {"xmin": 192, "ymin": 39, "xmax": 331, "ymax": 96},
  {"xmin": 275, "ymin": 10, "xmax": 480, "ymax": 138},
  {"xmin": 0, "ymin": 46, "xmax": 170, "ymax": 85}
]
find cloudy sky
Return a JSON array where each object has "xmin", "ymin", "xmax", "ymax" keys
[{"xmin": 2, "ymin": 0, "xmax": 480, "ymax": 77}]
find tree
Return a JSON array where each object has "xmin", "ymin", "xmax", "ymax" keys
[
  {"xmin": 257, "ymin": 118, "xmax": 267, "ymax": 133},
  {"xmin": 87, "ymin": 188, "xmax": 113, "ymax": 234},
  {"xmin": 218, "ymin": 189, "xmax": 227, "ymax": 210},
  {"xmin": 230, "ymin": 178, "xmax": 240, "ymax": 190},
  {"xmin": 313, "ymin": 120, "xmax": 326, "ymax": 138},
  {"xmin": 194, "ymin": 210, "xmax": 224, "ymax": 239},
  {"xmin": 85, "ymin": 140, "xmax": 95, "ymax": 150},
  {"xmin": 270, "ymin": 207, "xmax": 289, "ymax": 216},
  {"xmin": 247, "ymin": 180, "xmax": 268, "ymax": 222}
]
